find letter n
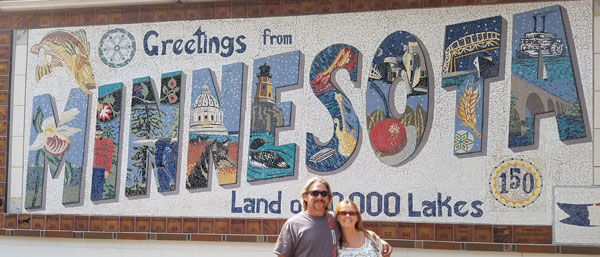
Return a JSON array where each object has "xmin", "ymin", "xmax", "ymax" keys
[
  {"xmin": 186, "ymin": 63, "xmax": 245, "ymax": 189},
  {"xmin": 509, "ymin": 5, "xmax": 588, "ymax": 149},
  {"xmin": 125, "ymin": 72, "xmax": 185, "ymax": 196},
  {"xmin": 25, "ymin": 89, "xmax": 91, "ymax": 209}
]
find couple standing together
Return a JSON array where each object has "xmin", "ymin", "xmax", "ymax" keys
[{"xmin": 274, "ymin": 177, "xmax": 393, "ymax": 257}]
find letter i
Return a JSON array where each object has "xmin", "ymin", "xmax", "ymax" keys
[{"xmin": 92, "ymin": 83, "xmax": 124, "ymax": 201}]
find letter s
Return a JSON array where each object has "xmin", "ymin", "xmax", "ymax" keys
[
  {"xmin": 306, "ymin": 44, "xmax": 361, "ymax": 172},
  {"xmin": 236, "ymin": 35, "xmax": 247, "ymax": 53},
  {"xmin": 470, "ymin": 200, "xmax": 483, "ymax": 217}
]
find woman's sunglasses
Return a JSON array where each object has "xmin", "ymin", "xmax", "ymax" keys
[
  {"xmin": 307, "ymin": 190, "xmax": 329, "ymax": 197},
  {"xmin": 338, "ymin": 211, "xmax": 358, "ymax": 216}
]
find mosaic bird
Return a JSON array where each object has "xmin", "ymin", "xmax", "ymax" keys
[
  {"xmin": 249, "ymin": 138, "xmax": 290, "ymax": 169},
  {"xmin": 30, "ymin": 29, "xmax": 96, "ymax": 94}
]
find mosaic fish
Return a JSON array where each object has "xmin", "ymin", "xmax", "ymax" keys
[{"xmin": 30, "ymin": 29, "xmax": 96, "ymax": 94}]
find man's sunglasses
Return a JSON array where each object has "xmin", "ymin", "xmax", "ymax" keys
[
  {"xmin": 338, "ymin": 211, "xmax": 358, "ymax": 216},
  {"xmin": 307, "ymin": 190, "xmax": 329, "ymax": 197}
]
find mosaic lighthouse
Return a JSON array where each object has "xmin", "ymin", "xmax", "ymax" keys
[{"xmin": 250, "ymin": 63, "xmax": 283, "ymax": 136}]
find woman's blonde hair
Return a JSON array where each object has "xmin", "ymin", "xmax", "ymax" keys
[
  {"xmin": 334, "ymin": 199, "xmax": 363, "ymax": 231},
  {"xmin": 300, "ymin": 177, "xmax": 333, "ymax": 211}
]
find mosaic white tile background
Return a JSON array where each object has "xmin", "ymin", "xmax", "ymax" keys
[{"xmin": 9, "ymin": 0, "xmax": 594, "ymax": 228}]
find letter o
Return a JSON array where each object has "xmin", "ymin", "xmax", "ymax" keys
[
  {"xmin": 331, "ymin": 192, "xmax": 344, "ymax": 210},
  {"xmin": 290, "ymin": 199, "xmax": 301, "ymax": 214},
  {"xmin": 349, "ymin": 192, "xmax": 365, "ymax": 213},
  {"xmin": 384, "ymin": 192, "xmax": 401, "ymax": 217},
  {"xmin": 366, "ymin": 192, "xmax": 382, "ymax": 216}
]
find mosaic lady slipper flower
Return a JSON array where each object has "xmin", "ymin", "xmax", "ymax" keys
[{"xmin": 30, "ymin": 109, "xmax": 81, "ymax": 156}]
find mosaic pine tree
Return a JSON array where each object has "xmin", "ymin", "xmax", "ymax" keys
[{"xmin": 126, "ymin": 82, "xmax": 165, "ymax": 196}]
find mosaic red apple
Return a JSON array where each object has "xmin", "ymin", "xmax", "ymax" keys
[{"xmin": 370, "ymin": 118, "xmax": 407, "ymax": 155}]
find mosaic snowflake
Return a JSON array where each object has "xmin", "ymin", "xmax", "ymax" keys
[{"xmin": 454, "ymin": 130, "xmax": 474, "ymax": 153}]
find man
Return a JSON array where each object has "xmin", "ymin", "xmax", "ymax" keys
[{"xmin": 274, "ymin": 177, "xmax": 392, "ymax": 257}]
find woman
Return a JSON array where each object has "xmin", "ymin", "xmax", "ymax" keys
[{"xmin": 334, "ymin": 200, "xmax": 384, "ymax": 257}]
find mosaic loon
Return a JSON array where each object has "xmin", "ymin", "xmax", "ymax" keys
[{"xmin": 249, "ymin": 138, "xmax": 290, "ymax": 169}]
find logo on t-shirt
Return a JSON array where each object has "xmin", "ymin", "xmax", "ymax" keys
[
  {"xmin": 327, "ymin": 216, "xmax": 337, "ymax": 256},
  {"xmin": 330, "ymin": 229, "xmax": 336, "ymax": 244},
  {"xmin": 327, "ymin": 217, "xmax": 336, "ymax": 244}
]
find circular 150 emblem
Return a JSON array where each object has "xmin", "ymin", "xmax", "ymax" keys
[
  {"xmin": 98, "ymin": 28, "xmax": 136, "ymax": 68},
  {"xmin": 489, "ymin": 158, "xmax": 543, "ymax": 208}
]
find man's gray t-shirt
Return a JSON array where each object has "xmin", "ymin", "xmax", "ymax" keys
[{"xmin": 274, "ymin": 211, "xmax": 341, "ymax": 257}]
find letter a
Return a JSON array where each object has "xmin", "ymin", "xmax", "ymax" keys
[{"xmin": 509, "ymin": 5, "xmax": 588, "ymax": 149}]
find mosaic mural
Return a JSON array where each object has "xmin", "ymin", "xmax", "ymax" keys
[{"xmin": 14, "ymin": 2, "xmax": 596, "ymax": 246}]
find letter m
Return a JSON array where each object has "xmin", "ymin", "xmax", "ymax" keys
[{"xmin": 25, "ymin": 89, "xmax": 91, "ymax": 209}]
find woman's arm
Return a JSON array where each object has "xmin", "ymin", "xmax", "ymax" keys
[
  {"xmin": 380, "ymin": 239, "xmax": 392, "ymax": 257},
  {"xmin": 366, "ymin": 230, "xmax": 393, "ymax": 257}
]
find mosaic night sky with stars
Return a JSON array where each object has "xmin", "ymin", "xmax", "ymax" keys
[{"xmin": 444, "ymin": 16, "xmax": 502, "ymax": 73}]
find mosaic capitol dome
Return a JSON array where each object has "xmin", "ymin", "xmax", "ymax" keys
[{"xmin": 190, "ymin": 84, "xmax": 228, "ymax": 135}]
